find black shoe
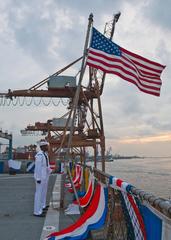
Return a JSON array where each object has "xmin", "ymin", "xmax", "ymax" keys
[
  {"xmin": 43, "ymin": 208, "xmax": 48, "ymax": 213},
  {"xmin": 43, "ymin": 205, "xmax": 49, "ymax": 210},
  {"xmin": 33, "ymin": 213, "xmax": 45, "ymax": 217}
]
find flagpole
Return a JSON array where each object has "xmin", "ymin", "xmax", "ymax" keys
[
  {"xmin": 60, "ymin": 13, "xmax": 93, "ymax": 208},
  {"xmin": 66, "ymin": 13, "xmax": 93, "ymax": 152}
]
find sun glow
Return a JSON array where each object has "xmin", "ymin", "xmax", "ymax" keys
[{"xmin": 119, "ymin": 133, "xmax": 171, "ymax": 144}]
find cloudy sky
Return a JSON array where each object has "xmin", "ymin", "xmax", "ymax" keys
[{"xmin": 0, "ymin": 0, "xmax": 171, "ymax": 157}]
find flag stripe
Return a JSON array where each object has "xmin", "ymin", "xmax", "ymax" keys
[
  {"xmin": 122, "ymin": 54, "xmax": 163, "ymax": 77},
  {"xmin": 88, "ymin": 48, "xmax": 162, "ymax": 77},
  {"xmin": 87, "ymin": 58, "xmax": 161, "ymax": 90},
  {"xmin": 87, "ymin": 48, "xmax": 161, "ymax": 82},
  {"xmin": 87, "ymin": 53, "xmax": 161, "ymax": 86},
  {"xmin": 87, "ymin": 61, "xmax": 161, "ymax": 96},
  {"xmin": 121, "ymin": 47, "xmax": 165, "ymax": 70},
  {"xmin": 121, "ymin": 55, "xmax": 162, "ymax": 79}
]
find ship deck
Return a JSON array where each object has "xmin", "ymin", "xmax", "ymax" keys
[
  {"xmin": 0, "ymin": 174, "xmax": 56, "ymax": 240},
  {"xmin": 0, "ymin": 173, "xmax": 81, "ymax": 240}
]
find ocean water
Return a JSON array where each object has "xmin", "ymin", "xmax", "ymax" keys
[{"xmin": 97, "ymin": 157, "xmax": 171, "ymax": 200}]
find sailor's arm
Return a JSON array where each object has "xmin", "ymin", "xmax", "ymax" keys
[{"xmin": 34, "ymin": 154, "xmax": 43, "ymax": 182}]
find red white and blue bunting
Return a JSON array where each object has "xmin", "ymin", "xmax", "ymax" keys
[
  {"xmin": 73, "ymin": 173, "xmax": 95, "ymax": 208},
  {"xmin": 46, "ymin": 183, "xmax": 108, "ymax": 240},
  {"xmin": 65, "ymin": 165, "xmax": 83, "ymax": 192},
  {"xmin": 109, "ymin": 176, "xmax": 146, "ymax": 240}
]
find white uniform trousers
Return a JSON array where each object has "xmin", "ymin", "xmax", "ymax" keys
[
  {"xmin": 41, "ymin": 177, "xmax": 49, "ymax": 209},
  {"xmin": 34, "ymin": 181, "xmax": 44, "ymax": 215}
]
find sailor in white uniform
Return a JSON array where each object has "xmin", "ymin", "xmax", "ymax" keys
[{"xmin": 33, "ymin": 140, "xmax": 52, "ymax": 217}]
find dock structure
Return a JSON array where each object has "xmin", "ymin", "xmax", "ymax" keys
[{"xmin": 0, "ymin": 129, "xmax": 12, "ymax": 159}]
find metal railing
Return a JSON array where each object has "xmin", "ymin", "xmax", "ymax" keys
[{"xmin": 77, "ymin": 164, "xmax": 171, "ymax": 239}]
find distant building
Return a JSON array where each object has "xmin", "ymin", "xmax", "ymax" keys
[
  {"xmin": 0, "ymin": 144, "xmax": 37, "ymax": 161},
  {"xmin": 13, "ymin": 144, "xmax": 37, "ymax": 160}
]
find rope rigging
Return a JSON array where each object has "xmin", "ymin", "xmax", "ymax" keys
[{"xmin": 0, "ymin": 96, "xmax": 69, "ymax": 107}]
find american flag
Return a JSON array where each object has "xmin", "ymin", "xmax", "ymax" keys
[{"xmin": 86, "ymin": 27, "xmax": 166, "ymax": 96}]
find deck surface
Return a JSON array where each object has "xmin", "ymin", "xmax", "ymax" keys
[{"xmin": 0, "ymin": 174, "xmax": 56, "ymax": 240}]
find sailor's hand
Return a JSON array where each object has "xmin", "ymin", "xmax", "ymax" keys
[{"xmin": 37, "ymin": 180, "xmax": 41, "ymax": 184}]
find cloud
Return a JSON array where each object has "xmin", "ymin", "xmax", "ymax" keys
[
  {"xmin": 54, "ymin": 0, "xmax": 122, "ymax": 18},
  {"xmin": 0, "ymin": 0, "xmax": 171, "ymax": 157},
  {"xmin": 1, "ymin": 0, "xmax": 125, "ymax": 70},
  {"xmin": 144, "ymin": 117, "xmax": 171, "ymax": 132},
  {"xmin": 142, "ymin": 0, "xmax": 171, "ymax": 31}
]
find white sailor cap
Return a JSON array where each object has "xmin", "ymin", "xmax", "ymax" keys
[{"xmin": 38, "ymin": 140, "xmax": 49, "ymax": 146}]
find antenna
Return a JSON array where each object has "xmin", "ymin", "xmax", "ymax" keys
[{"xmin": 114, "ymin": 12, "xmax": 121, "ymax": 22}]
